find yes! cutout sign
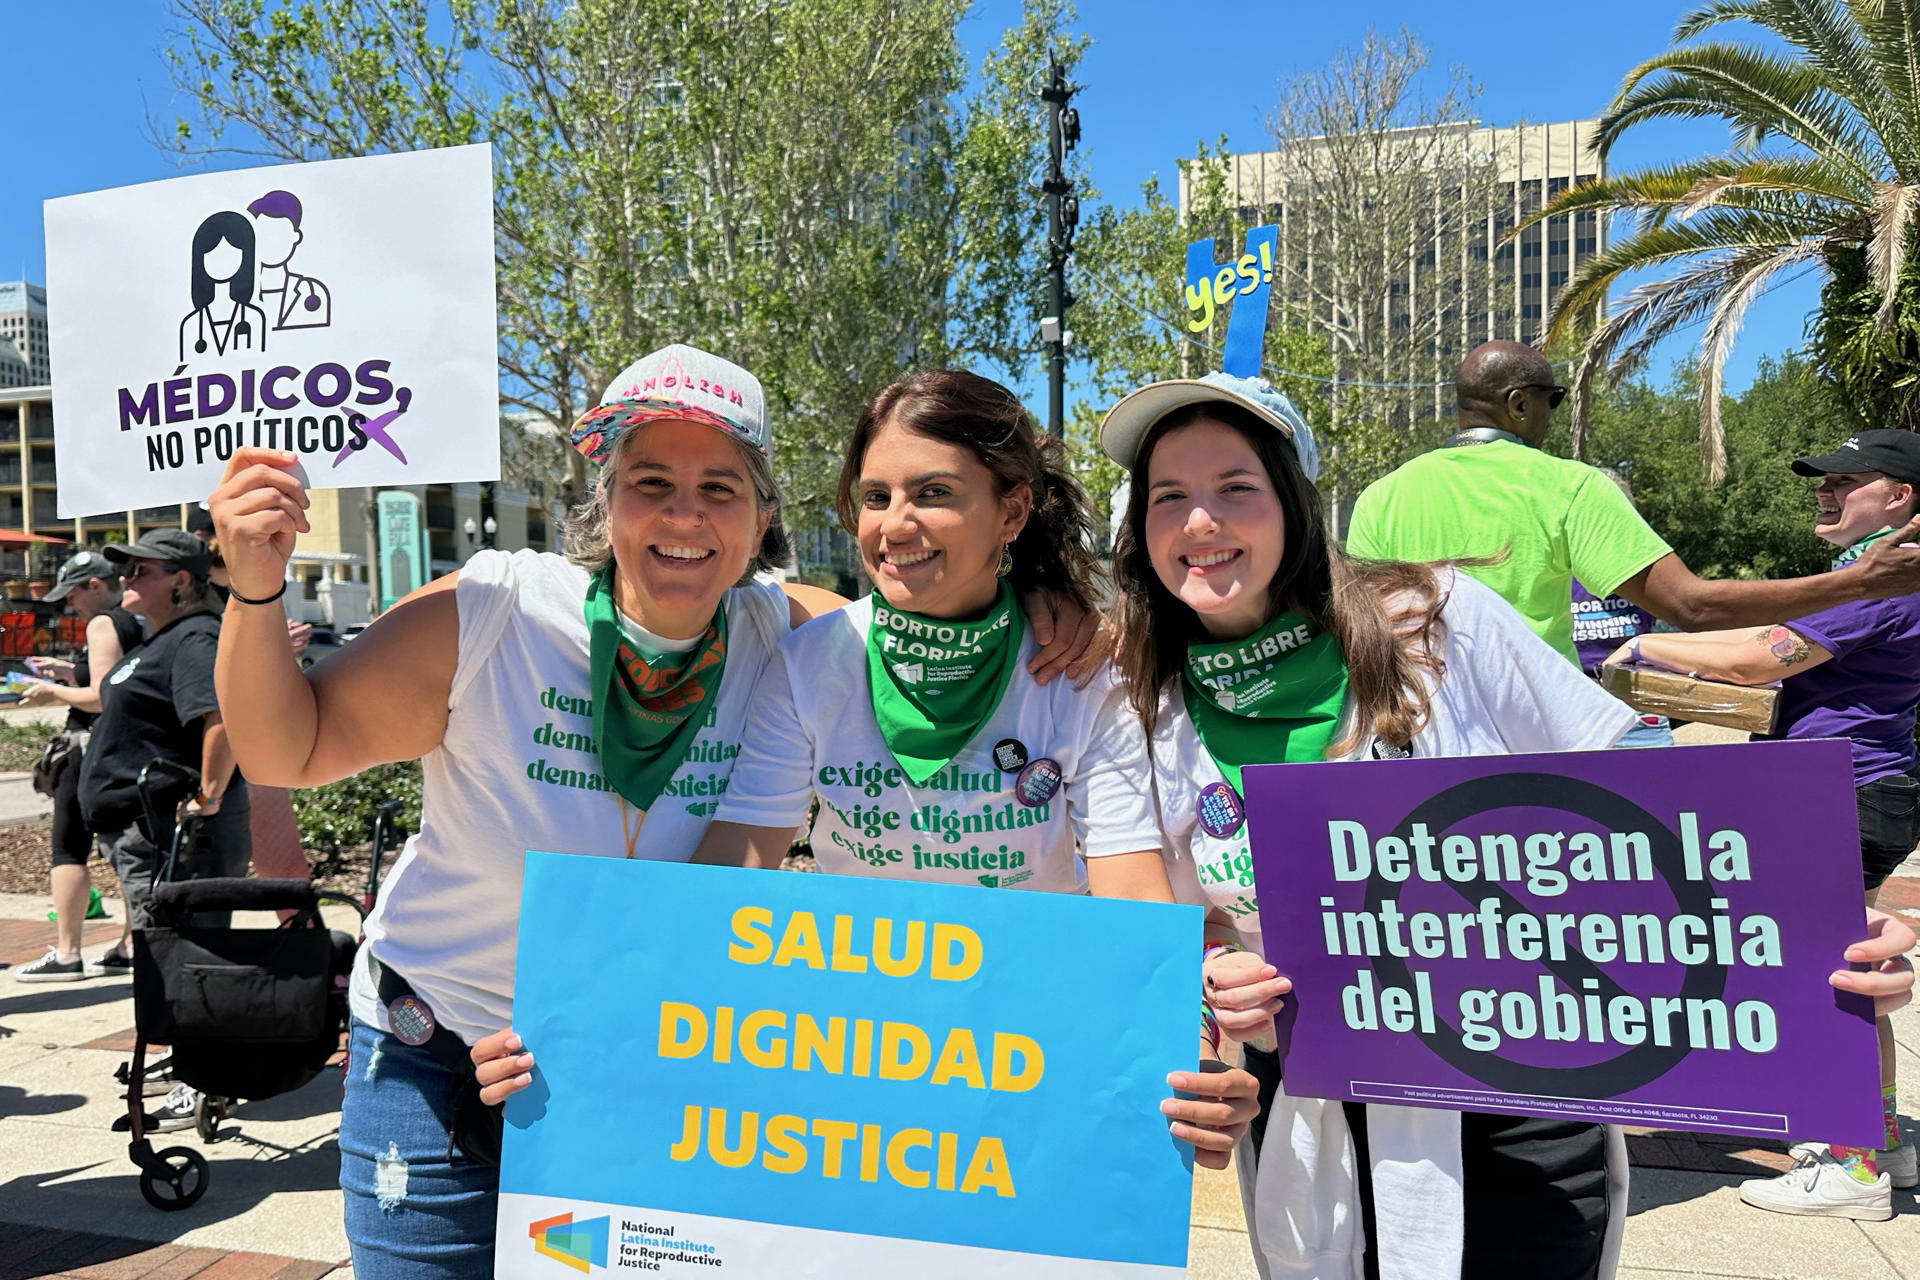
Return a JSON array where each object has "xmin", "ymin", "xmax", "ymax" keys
[{"xmin": 1184, "ymin": 224, "xmax": 1279, "ymax": 378}]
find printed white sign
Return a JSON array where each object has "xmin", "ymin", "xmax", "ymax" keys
[{"xmin": 44, "ymin": 144, "xmax": 498, "ymax": 517}]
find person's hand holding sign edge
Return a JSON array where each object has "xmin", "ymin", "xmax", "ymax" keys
[
  {"xmin": 209, "ymin": 447, "xmax": 313, "ymax": 597},
  {"xmin": 1838, "ymin": 907, "xmax": 1916, "ymax": 1018},
  {"xmin": 472, "ymin": 1028, "xmax": 533, "ymax": 1106}
]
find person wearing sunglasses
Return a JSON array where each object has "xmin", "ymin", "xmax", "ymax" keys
[{"xmin": 1347, "ymin": 341, "xmax": 1920, "ymax": 664}]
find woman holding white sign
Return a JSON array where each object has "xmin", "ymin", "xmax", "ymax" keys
[
  {"xmin": 1098, "ymin": 372, "xmax": 1919, "ymax": 1280},
  {"xmin": 686, "ymin": 368, "xmax": 1264, "ymax": 1166},
  {"xmin": 208, "ymin": 345, "xmax": 1105, "ymax": 1280}
]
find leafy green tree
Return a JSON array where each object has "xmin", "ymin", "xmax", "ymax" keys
[
  {"xmin": 163, "ymin": 0, "xmax": 1086, "ymax": 527},
  {"xmin": 1568, "ymin": 354, "xmax": 1840, "ymax": 578},
  {"xmin": 1534, "ymin": 0, "xmax": 1920, "ymax": 480}
]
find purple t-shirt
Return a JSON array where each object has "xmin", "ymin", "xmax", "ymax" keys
[
  {"xmin": 1571, "ymin": 579, "xmax": 1657, "ymax": 676},
  {"xmin": 1755, "ymin": 594, "xmax": 1920, "ymax": 786}
]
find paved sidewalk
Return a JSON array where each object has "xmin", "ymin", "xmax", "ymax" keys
[{"xmin": 2, "ymin": 855, "xmax": 1920, "ymax": 1278}]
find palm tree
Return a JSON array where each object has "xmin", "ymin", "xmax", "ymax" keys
[{"xmin": 1536, "ymin": 0, "xmax": 1920, "ymax": 481}]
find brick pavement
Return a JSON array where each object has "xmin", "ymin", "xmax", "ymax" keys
[{"xmin": 0, "ymin": 1226, "xmax": 334, "ymax": 1280}]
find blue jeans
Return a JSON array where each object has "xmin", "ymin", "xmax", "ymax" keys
[
  {"xmin": 340, "ymin": 1019, "xmax": 499, "ymax": 1280},
  {"xmin": 1616, "ymin": 716, "xmax": 1674, "ymax": 749}
]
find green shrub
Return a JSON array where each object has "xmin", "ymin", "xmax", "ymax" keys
[{"xmin": 293, "ymin": 761, "xmax": 423, "ymax": 857}]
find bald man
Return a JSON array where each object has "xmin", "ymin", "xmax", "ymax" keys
[{"xmin": 1347, "ymin": 341, "xmax": 1920, "ymax": 662}]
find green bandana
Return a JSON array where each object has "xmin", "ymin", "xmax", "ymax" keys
[
  {"xmin": 1832, "ymin": 526, "xmax": 1896, "ymax": 571},
  {"xmin": 584, "ymin": 566, "xmax": 729, "ymax": 812},
  {"xmin": 1184, "ymin": 611, "xmax": 1350, "ymax": 791},
  {"xmin": 866, "ymin": 582, "xmax": 1024, "ymax": 785}
]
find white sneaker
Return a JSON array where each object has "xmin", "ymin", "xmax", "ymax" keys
[
  {"xmin": 1741, "ymin": 1148, "xmax": 1892, "ymax": 1220},
  {"xmin": 1787, "ymin": 1140, "xmax": 1917, "ymax": 1188}
]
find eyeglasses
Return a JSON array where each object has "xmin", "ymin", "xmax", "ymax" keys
[
  {"xmin": 126, "ymin": 561, "xmax": 174, "ymax": 582},
  {"xmin": 1512, "ymin": 384, "xmax": 1567, "ymax": 410}
]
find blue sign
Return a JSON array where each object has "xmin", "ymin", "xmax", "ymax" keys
[
  {"xmin": 1185, "ymin": 224, "xmax": 1280, "ymax": 377},
  {"xmin": 497, "ymin": 855, "xmax": 1202, "ymax": 1278}
]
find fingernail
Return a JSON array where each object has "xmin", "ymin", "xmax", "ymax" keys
[
  {"xmin": 506, "ymin": 1035, "xmax": 523, "ymax": 1051},
  {"xmin": 517, "ymin": 1053, "xmax": 534, "ymax": 1069},
  {"xmin": 517, "ymin": 1072, "xmax": 532, "ymax": 1087},
  {"xmin": 1067, "ymin": 665, "xmax": 1083, "ymax": 680}
]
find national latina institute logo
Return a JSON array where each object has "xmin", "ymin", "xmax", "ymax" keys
[{"xmin": 528, "ymin": 1211, "xmax": 610, "ymax": 1274}]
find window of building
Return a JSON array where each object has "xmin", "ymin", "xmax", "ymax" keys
[{"xmin": 1522, "ymin": 273, "xmax": 1542, "ymax": 289}]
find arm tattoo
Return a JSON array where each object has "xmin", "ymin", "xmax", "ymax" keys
[{"xmin": 1761, "ymin": 625, "xmax": 1811, "ymax": 666}]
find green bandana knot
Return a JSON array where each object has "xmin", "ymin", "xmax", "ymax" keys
[
  {"xmin": 1184, "ymin": 611, "xmax": 1350, "ymax": 791},
  {"xmin": 866, "ymin": 582, "xmax": 1024, "ymax": 785},
  {"xmin": 584, "ymin": 566, "xmax": 729, "ymax": 813},
  {"xmin": 1832, "ymin": 526, "xmax": 1896, "ymax": 572}
]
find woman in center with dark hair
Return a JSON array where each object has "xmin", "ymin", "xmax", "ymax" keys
[{"xmin": 694, "ymin": 368, "xmax": 1262, "ymax": 1163}]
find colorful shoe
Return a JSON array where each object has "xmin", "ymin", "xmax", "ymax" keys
[
  {"xmin": 1788, "ymin": 1140, "xmax": 1917, "ymax": 1189},
  {"xmin": 1741, "ymin": 1148, "xmax": 1892, "ymax": 1220},
  {"xmin": 14, "ymin": 948, "xmax": 84, "ymax": 983}
]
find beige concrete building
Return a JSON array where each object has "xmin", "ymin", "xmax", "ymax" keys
[{"xmin": 1180, "ymin": 119, "xmax": 1607, "ymax": 347}]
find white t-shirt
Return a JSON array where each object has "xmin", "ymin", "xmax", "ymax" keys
[
  {"xmin": 1155, "ymin": 571, "xmax": 1639, "ymax": 957},
  {"xmin": 349, "ymin": 549, "xmax": 791, "ymax": 1043},
  {"xmin": 714, "ymin": 595, "xmax": 1162, "ymax": 893}
]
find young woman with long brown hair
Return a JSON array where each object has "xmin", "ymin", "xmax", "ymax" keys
[
  {"xmin": 694, "ymin": 367, "xmax": 1263, "ymax": 1169},
  {"xmin": 1100, "ymin": 371, "xmax": 1918, "ymax": 1280}
]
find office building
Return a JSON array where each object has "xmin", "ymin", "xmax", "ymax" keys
[
  {"xmin": 1180, "ymin": 119, "xmax": 1607, "ymax": 348},
  {"xmin": 0, "ymin": 282, "xmax": 49, "ymax": 388}
]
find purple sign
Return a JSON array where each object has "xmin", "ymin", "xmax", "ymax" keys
[{"xmin": 1243, "ymin": 740, "xmax": 1881, "ymax": 1146}]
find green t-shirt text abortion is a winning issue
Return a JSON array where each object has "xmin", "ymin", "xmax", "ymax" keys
[{"xmin": 1346, "ymin": 440, "xmax": 1672, "ymax": 665}]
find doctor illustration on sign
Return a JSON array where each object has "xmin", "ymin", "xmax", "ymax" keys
[
  {"xmin": 177, "ymin": 211, "xmax": 269, "ymax": 362},
  {"xmin": 248, "ymin": 189, "xmax": 332, "ymax": 332}
]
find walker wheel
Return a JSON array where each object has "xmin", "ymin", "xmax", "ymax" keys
[
  {"xmin": 139, "ymin": 1146, "xmax": 209, "ymax": 1211},
  {"xmin": 194, "ymin": 1094, "xmax": 226, "ymax": 1144}
]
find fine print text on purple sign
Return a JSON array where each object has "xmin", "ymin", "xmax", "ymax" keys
[{"xmin": 1245, "ymin": 741, "xmax": 1881, "ymax": 1147}]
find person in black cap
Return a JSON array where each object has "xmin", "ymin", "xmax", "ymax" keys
[
  {"xmin": 12, "ymin": 552, "xmax": 145, "ymax": 982},
  {"xmin": 77, "ymin": 529, "xmax": 250, "ymax": 934},
  {"xmin": 1607, "ymin": 427, "xmax": 1920, "ymax": 1221}
]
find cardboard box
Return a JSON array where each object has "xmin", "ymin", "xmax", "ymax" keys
[{"xmin": 1600, "ymin": 664, "xmax": 1780, "ymax": 735}]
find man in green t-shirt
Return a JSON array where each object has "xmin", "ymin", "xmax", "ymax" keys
[{"xmin": 1347, "ymin": 341, "xmax": 1920, "ymax": 663}]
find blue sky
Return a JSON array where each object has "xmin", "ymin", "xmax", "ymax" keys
[{"xmin": 8, "ymin": 0, "xmax": 1809, "ymax": 398}]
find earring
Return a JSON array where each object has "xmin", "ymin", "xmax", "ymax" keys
[{"xmin": 996, "ymin": 543, "xmax": 1014, "ymax": 577}]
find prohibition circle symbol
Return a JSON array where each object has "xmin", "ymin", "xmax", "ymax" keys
[{"xmin": 1361, "ymin": 772, "xmax": 1726, "ymax": 1097}]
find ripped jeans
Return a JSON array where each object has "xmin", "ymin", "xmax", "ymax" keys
[{"xmin": 341, "ymin": 1019, "xmax": 499, "ymax": 1280}]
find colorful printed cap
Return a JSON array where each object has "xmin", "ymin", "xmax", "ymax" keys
[
  {"xmin": 570, "ymin": 344, "xmax": 769, "ymax": 467},
  {"xmin": 1099, "ymin": 371, "xmax": 1320, "ymax": 482}
]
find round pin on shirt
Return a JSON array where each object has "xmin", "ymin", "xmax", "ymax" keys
[
  {"xmin": 1195, "ymin": 781, "xmax": 1246, "ymax": 839},
  {"xmin": 1014, "ymin": 757, "xmax": 1062, "ymax": 807},
  {"xmin": 387, "ymin": 994, "xmax": 438, "ymax": 1046},
  {"xmin": 993, "ymin": 738, "xmax": 1029, "ymax": 773}
]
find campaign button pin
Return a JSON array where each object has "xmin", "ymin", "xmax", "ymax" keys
[
  {"xmin": 1195, "ymin": 781, "xmax": 1246, "ymax": 838},
  {"xmin": 387, "ymin": 994, "xmax": 437, "ymax": 1046},
  {"xmin": 993, "ymin": 738, "xmax": 1030, "ymax": 772},
  {"xmin": 1014, "ymin": 757, "xmax": 1063, "ymax": 807}
]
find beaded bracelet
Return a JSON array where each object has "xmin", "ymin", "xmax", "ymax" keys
[{"xmin": 1200, "ymin": 1003, "xmax": 1222, "ymax": 1054}]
